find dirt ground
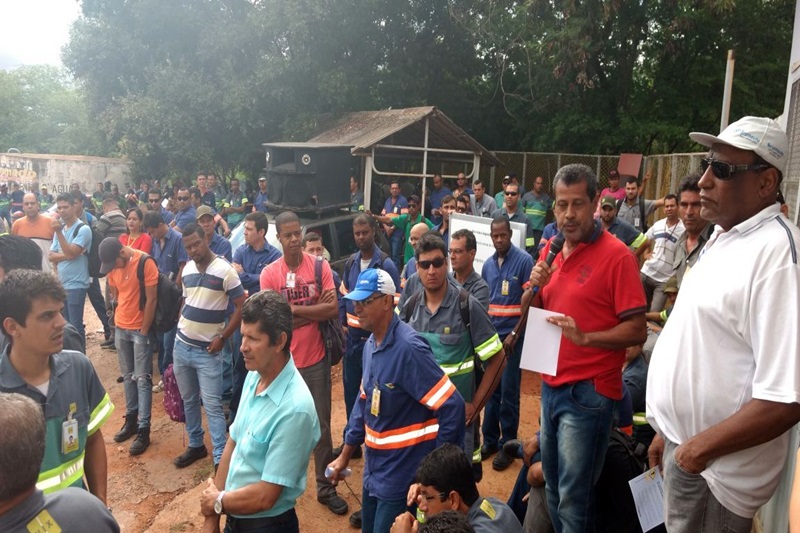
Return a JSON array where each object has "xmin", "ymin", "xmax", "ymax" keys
[{"xmin": 85, "ymin": 300, "xmax": 542, "ymax": 532}]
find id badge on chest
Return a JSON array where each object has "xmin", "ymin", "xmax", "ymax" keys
[
  {"xmin": 501, "ymin": 280, "xmax": 510, "ymax": 296},
  {"xmin": 62, "ymin": 403, "xmax": 79, "ymax": 454},
  {"xmin": 286, "ymin": 271, "xmax": 296, "ymax": 289},
  {"xmin": 371, "ymin": 386, "xmax": 381, "ymax": 417}
]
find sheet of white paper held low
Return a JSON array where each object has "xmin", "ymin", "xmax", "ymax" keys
[
  {"xmin": 628, "ymin": 467, "xmax": 666, "ymax": 532},
  {"xmin": 520, "ymin": 306, "xmax": 563, "ymax": 376}
]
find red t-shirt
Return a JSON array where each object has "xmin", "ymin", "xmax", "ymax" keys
[
  {"xmin": 120, "ymin": 232, "xmax": 153, "ymax": 255},
  {"xmin": 259, "ymin": 253, "xmax": 334, "ymax": 369},
  {"xmin": 539, "ymin": 229, "xmax": 646, "ymax": 399}
]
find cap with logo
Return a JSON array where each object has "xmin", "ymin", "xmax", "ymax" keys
[
  {"xmin": 196, "ymin": 205, "xmax": 215, "ymax": 220},
  {"xmin": 600, "ymin": 196, "xmax": 617, "ymax": 210},
  {"xmin": 689, "ymin": 116, "xmax": 788, "ymax": 173},
  {"xmin": 342, "ymin": 268, "xmax": 396, "ymax": 301},
  {"xmin": 98, "ymin": 237, "xmax": 124, "ymax": 275}
]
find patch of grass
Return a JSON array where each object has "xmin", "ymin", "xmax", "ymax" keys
[{"xmin": 192, "ymin": 461, "xmax": 215, "ymax": 485}]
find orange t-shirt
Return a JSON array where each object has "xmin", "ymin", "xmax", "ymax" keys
[
  {"xmin": 11, "ymin": 214, "xmax": 55, "ymax": 240},
  {"xmin": 107, "ymin": 250, "xmax": 159, "ymax": 330}
]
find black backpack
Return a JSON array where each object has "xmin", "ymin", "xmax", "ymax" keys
[
  {"xmin": 314, "ymin": 258, "xmax": 346, "ymax": 365},
  {"xmin": 72, "ymin": 221, "xmax": 105, "ymax": 278},
  {"xmin": 136, "ymin": 255, "xmax": 183, "ymax": 333},
  {"xmin": 616, "ymin": 197, "xmax": 648, "ymax": 232}
]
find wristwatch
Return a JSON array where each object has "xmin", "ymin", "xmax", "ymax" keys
[{"xmin": 214, "ymin": 491, "xmax": 226, "ymax": 515}]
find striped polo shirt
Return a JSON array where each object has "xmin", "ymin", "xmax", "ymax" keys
[{"xmin": 178, "ymin": 256, "xmax": 245, "ymax": 348}]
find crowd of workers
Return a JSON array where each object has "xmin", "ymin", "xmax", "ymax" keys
[{"xmin": 0, "ymin": 116, "xmax": 799, "ymax": 533}]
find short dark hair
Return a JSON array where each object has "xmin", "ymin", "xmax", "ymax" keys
[
  {"xmin": 0, "ymin": 270, "xmax": 65, "ymax": 334},
  {"xmin": 553, "ymin": 164, "xmax": 598, "ymax": 200},
  {"xmin": 189, "ymin": 187, "xmax": 201, "ymax": 200},
  {"xmin": 241, "ymin": 291, "xmax": 292, "ymax": 357},
  {"xmin": 390, "ymin": 180, "xmax": 400, "ymax": 188},
  {"xmin": 244, "ymin": 211, "xmax": 269, "ymax": 235},
  {"xmin": 181, "ymin": 222, "xmax": 204, "ymax": 240},
  {"xmin": 275, "ymin": 211, "xmax": 299, "ymax": 234},
  {"xmin": 664, "ymin": 193, "xmax": 678, "ymax": 204},
  {"xmin": 473, "ymin": 180, "xmax": 485, "ymax": 188},
  {"xmin": 70, "ymin": 190, "xmax": 85, "ymax": 204},
  {"xmin": 415, "ymin": 231, "xmax": 447, "ymax": 260},
  {"xmin": 677, "ymin": 174, "xmax": 701, "ymax": 201},
  {"xmin": 441, "ymin": 194, "xmax": 455, "ymax": 205},
  {"xmin": 143, "ymin": 211, "xmax": 165, "ymax": 229},
  {"xmin": 353, "ymin": 213, "xmax": 372, "ymax": 227},
  {"xmin": 451, "ymin": 229, "xmax": 476, "ymax": 252},
  {"xmin": 148, "ymin": 190, "xmax": 162, "ymax": 198},
  {"xmin": 408, "ymin": 194, "xmax": 420, "ymax": 205},
  {"xmin": 415, "ymin": 443, "xmax": 480, "ymax": 507},
  {"xmin": 302, "ymin": 232, "xmax": 322, "ymax": 247},
  {"xmin": 456, "ymin": 194, "xmax": 470, "ymax": 206},
  {"xmin": 0, "ymin": 393, "xmax": 46, "ymax": 500},
  {"xmin": 625, "ymin": 175, "xmax": 639, "ymax": 186},
  {"xmin": 0, "ymin": 235, "xmax": 43, "ymax": 272},
  {"xmin": 56, "ymin": 192, "xmax": 72, "ymax": 204},
  {"xmin": 490, "ymin": 215, "xmax": 511, "ymax": 233},
  {"xmin": 420, "ymin": 511, "xmax": 475, "ymax": 533}
]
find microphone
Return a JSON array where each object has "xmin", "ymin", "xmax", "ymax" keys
[{"xmin": 532, "ymin": 233, "xmax": 565, "ymax": 297}]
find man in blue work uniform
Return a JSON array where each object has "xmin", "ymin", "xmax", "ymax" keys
[
  {"xmin": 381, "ymin": 180, "xmax": 408, "ymax": 268},
  {"xmin": 328, "ymin": 268, "xmax": 466, "ymax": 533},
  {"xmin": 481, "ymin": 216, "xmax": 534, "ymax": 472},
  {"xmin": 171, "ymin": 187, "xmax": 196, "ymax": 231}
]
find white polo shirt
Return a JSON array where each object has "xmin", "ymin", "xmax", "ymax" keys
[
  {"xmin": 647, "ymin": 203, "xmax": 800, "ymax": 518},
  {"xmin": 641, "ymin": 217, "xmax": 684, "ymax": 282}
]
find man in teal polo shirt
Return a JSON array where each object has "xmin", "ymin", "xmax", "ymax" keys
[{"xmin": 200, "ymin": 290, "xmax": 320, "ymax": 533}]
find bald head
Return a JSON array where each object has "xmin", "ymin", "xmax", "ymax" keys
[
  {"xmin": 409, "ymin": 222, "xmax": 430, "ymax": 251},
  {"xmin": 22, "ymin": 192, "xmax": 39, "ymax": 217}
]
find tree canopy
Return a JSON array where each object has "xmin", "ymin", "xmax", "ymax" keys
[{"xmin": 57, "ymin": 0, "xmax": 794, "ymax": 179}]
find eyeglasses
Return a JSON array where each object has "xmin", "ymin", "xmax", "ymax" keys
[
  {"xmin": 177, "ymin": 196, "xmax": 190, "ymax": 201},
  {"xmin": 421, "ymin": 491, "xmax": 447, "ymax": 502},
  {"xmin": 418, "ymin": 257, "xmax": 446, "ymax": 270},
  {"xmin": 505, "ymin": 191, "xmax": 519, "ymax": 196},
  {"xmin": 355, "ymin": 293, "xmax": 384, "ymax": 307},
  {"xmin": 408, "ymin": 204, "xmax": 418, "ymax": 210},
  {"xmin": 701, "ymin": 157, "xmax": 770, "ymax": 180},
  {"xmin": 456, "ymin": 207, "xmax": 468, "ymax": 213}
]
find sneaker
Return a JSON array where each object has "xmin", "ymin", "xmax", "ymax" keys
[
  {"xmin": 480, "ymin": 443, "xmax": 498, "ymax": 461},
  {"xmin": 152, "ymin": 381, "xmax": 164, "ymax": 393},
  {"xmin": 101, "ymin": 339, "xmax": 115, "ymax": 349},
  {"xmin": 492, "ymin": 448, "xmax": 514, "ymax": 471},
  {"xmin": 129, "ymin": 428, "xmax": 150, "ymax": 456},
  {"xmin": 318, "ymin": 493, "xmax": 349, "ymax": 515},
  {"xmin": 113, "ymin": 413, "xmax": 138, "ymax": 443},
  {"xmin": 332, "ymin": 444, "xmax": 363, "ymax": 459},
  {"xmin": 349, "ymin": 509, "xmax": 362, "ymax": 529},
  {"xmin": 173, "ymin": 446, "xmax": 208, "ymax": 468}
]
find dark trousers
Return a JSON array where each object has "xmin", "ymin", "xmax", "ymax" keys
[{"xmin": 224, "ymin": 509, "xmax": 299, "ymax": 533}]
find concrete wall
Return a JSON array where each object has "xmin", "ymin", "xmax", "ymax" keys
[{"xmin": 0, "ymin": 153, "xmax": 131, "ymax": 195}]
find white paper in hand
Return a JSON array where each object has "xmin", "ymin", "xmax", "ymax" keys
[
  {"xmin": 520, "ymin": 307, "xmax": 563, "ymax": 376},
  {"xmin": 628, "ymin": 467, "xmax": 665, "ymax": 532}
]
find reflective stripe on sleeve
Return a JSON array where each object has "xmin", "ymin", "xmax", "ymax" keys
[
  {"xmin": 488, "ymin": 305, "xmax": 522, "ymax": 317},
  {"xmin": 420, "ymin": 375, "xmax": 457, "ymax": 410}
]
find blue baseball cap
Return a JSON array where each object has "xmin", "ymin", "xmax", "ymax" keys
[{"xmin": 343, "ymin": 268, "xmax": 396, "ymax": 301}]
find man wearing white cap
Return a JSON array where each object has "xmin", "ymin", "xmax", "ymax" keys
[
  {"xmin": 327, "ymin": 268, "xmax": 465, "ymax": 533},
  {"xmin": 647, "ymin": 116, "xmax": 800, "ymax": 532}
]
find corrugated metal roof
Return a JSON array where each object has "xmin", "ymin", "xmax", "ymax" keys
[{"xmin": 307, "ymin": 106, "xmax": 502, "ymax": 166}]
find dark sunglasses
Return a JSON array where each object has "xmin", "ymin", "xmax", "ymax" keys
[
  {"xmin": 177, "ymin": 196, "xmax": 190, "ymax": 201},
  {"xmin": 505, "ymin": 191, "xmax": 519, "ymax": 196},
  {"xmin": 701, "ymin": 157, "xmax": 770, "ymax": 180},
  {"xmin": 418, "ymin": 257, "xmax": 446, "ymax": 270}
]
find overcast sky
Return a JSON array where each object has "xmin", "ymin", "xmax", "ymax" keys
[{"xmin": 0, "ymin": 0, "xmax": 81, "ymax": 70}]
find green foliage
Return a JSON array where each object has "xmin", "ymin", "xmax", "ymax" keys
[
  {"xmin": 59, "ymin": 0, "xmax": 794, "ymax": 179},
  {"xmin": 0, "ymin": 65, "xmax": 111, "ymax": 156}
]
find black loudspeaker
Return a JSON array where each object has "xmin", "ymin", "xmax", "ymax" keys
[{"xmin": 264, "ymin": 143, "xmax": 352, "ymax": 211}]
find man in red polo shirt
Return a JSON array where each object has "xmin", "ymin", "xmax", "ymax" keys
[{"xmin": 530, "ymin": 163, "xmax": 647, "ymax": 532}]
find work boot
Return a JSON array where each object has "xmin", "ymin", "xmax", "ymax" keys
[
  {"xmin": 173, "ymin": 446, "xmax": 209, "ymax": 468},
  {"xmin": 129, "ymin": 427, "xmax": 150, "ymax": 456},
  {"xmin": 113, "ymin": 413, "xmax": 138, "ymax": 443}
]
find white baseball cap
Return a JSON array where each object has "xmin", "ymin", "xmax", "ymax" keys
[{"xmin": 689, "ymin": 116, "xmax": 788, "ymax": 173}]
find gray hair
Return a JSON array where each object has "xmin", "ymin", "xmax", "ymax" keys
[
  {"xmin": 553, "ymin": 164, "xmax": 598, "ymax": 201},
  {"xmin": 0, "ymin": 393, "xmax": 45, "ymax": 500}
]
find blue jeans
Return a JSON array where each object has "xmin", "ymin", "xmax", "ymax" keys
[
  {"xmin": 87, "ymin": 277, "xmax": 110, "ymax": 337},
  {"xmin": 228, "ymin": 328, "xmax": 247, "ymax": 424},
  {"xmin": 116, "ymin": 327, "xmax": 153, "ymax": 428},
  {"xmin": 220, "ymin": 318, "xmax": 236, "ymax": 402},
  {"xmin": 156, "ymin": 325, "xmax": 177, "ymax": 376},
  {"xmin": 173, "ymin": 339, "xmax": 227, "ymax": 463},
  {"xmin": 540, "ymin": 380, "xmax": 615, "ymax": 533},
  {"xmin": 361, "ymin": 486, "xmax": 408, "ymax": 533},
  {"xmin": 342, "ymin": 338, "xmax": 366, "ymax": 435},
  {"xmin": 63, "ymin": 288, "xmax": 88, "ymax": 341},
  {"xmin": 389, "ymin": 233, "xmax": 404, "ymax": 268},
  {"xmin": 482, "ymin": 337, "xmax": 523, "ymax": 448}
]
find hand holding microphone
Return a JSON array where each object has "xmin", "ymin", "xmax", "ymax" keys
[{"xmin": 530, "ymin": 234, "xmax": 565, "ymax": 296}]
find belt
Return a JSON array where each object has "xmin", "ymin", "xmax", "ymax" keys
[{"xmin": 226, "ymin": 508, "xmax": 297, "ymax": 531}]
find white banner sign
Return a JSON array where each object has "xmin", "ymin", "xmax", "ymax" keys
[{"xmin": 449, "ymin": 213, "xmax": 526, "ymax": 273}]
